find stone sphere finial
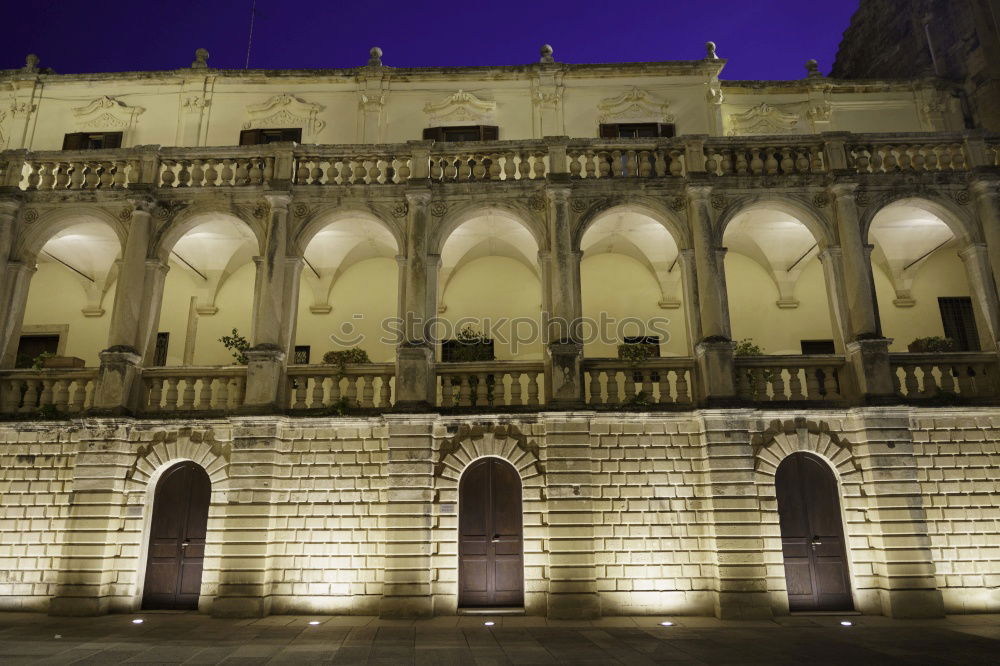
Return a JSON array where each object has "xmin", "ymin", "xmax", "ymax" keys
[
  {"xmin": 539, "ymin": 44, "xmax": 555, "ymax": 64},
  {"xmin": 705, "ymin": 42, "xmax": 718, "ymax": 60},
  {"xmin": 191, "ymin": 48, "xmax": 209, "ymax": 69},
  {"xmin": 22, "ymin": 53, "xmax": 39, "ymax": 73},
  {"xmin": 368, "ymin": 46, "xmax": 383, "ymax": 67},
  {"xmin": 805, "ymin": 59, "xmax": 822, "ymax": 78}
]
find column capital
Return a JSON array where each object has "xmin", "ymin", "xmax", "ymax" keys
[
  {"xmin": 125, "ymin": 195, "xmax": 158, "ymax": 216},
  {"xmin": 685, "ymin": 183, "xmax": 713, "ymax": 199},
  {"xmin": 0, "ymin": 199, "xmax": 20, "ymax": 220},
  {"xmin": 544, "ymin": 184, "xmax": 572, "ymax": 200},
  {"xmin": 263, "ymin": 193, "xmax": 291, "ymax": 212},
  {"xmin": 405, "ymin": 188, "xmax": 432, "ymax": 205},
  {"xmin": 827, "ymin": 180, "xmax": 859, "ymax": 198},
  {"xmin": 818, "ymin": 244, "xmax": 843, "ymax": 262},
  {"xmin": 970, "ymin": 178, "xmax": 1000, "ymax": 197},
  {"xmin": 959, "ymin": 241, "xmax": 989, "ymax": 261}
]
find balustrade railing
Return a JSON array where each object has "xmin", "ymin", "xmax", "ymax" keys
[
  {"xmin": 583, "ymin": 358, "xmax": 695, "ymax": 406},
  {"xmin": 567, "ymin": 141, "xmax": 686, "ymax": 179},
  {"xmin": 159, "ymin": 153, "xmax": 274, "ymax": 188},
  {"xmin": 734, "ymin": 355, "xmax": 847, "ymax": 403},
  {"xmin": 848, "ymin": 140, "xmax": 968, "ymax": 173},
  {"xmin": 704, "ymin": 140, "xmax": 826, "ymax": 176},
  {"xmin": 287, "ymin": 364, "xmax": 395, "ymax": 410},
  {"xmin": 437, "ymin": 362, "xmax": 544, "ymax": 408},
  {"xmin": 20, "ymin": 153, "xmax": 138, "ymax": 191},
  {"xmin": 428, "ymin": 144, "xmax": 547, "ymax": 182},
  {"xmin": 294, "ymin": 146, "xmax": 411, "ymax": 185},
  {"xmin": 890, "ymin": 353, "xmax": 999, "ymax": 400},
  {"xmin": 0, "ymin": 369, "xmax": 97, "ymax": 415},
  {"xmin": 141, "ymin": 367, "xmax": 246, "ymax": 412}
]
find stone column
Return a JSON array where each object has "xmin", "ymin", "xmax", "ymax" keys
[
  {"xmin": 544, "ymin": 185, "xmax": 584, "ymax": 406},
  {"xmin": 0, "ymin": 262, "xmax": 36, "ymax": 368},
  {"xmin": 959, "ymin": 243, "xmax": 1000, "ymax": 351},
  {"xmin": 971, "ymin": 179, "xmax": 1000, "ymax": 303},
  {"xmin": 677, "ymin": 249, "xmax": 703, "ymax": 353},
  {"xmin": 818, "ymin": 246, "xmax": 850, "ymax": 353},
  {"xmin": 49, "ymin": 433, "xmax": 134, "ymax": 616},
  {"xmin": 212, "ymin": 418, "xmax": 281, "ymax": 617},
  {"xmin": 853, "ymin": 409, "xmax": 944, "ymax": 618},
  {"xmin": 244, "ymin": 195, "xmax": 291, "ymax": 411},
  {"xmin": 829, "ymin": 183, "xmax": 895, "ymax": 401},
  {"xmin": 543, "ymin": 413, "xmax": 600, "ymax": 619},
  {"xmin": 138, "ymin": 260, "xmax": 170, "ymax": 361},
  {"xmin": 687, "ymin": 184, "xmax": 736, "ymax": 403},
  {"xmin": 395, "ymin": 189, "xmax": 436, "ymax": 409},
  {"xmin": 380, "ymin": 414, "xmax": 436, "ymax": 618},
  {"xmin": 0, "ymin": 200, "xmax": 27, "ymax": 367}
]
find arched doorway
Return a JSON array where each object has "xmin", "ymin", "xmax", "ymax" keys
[
  {"xmin": 775, "ymin": 452, "xmax": 853, "ymax": 612},
  {"xmin": 459, "ymin": 457, "xmax": 524, "ymax": 608},
  {"xmin": 142, "ymin": 461, "xmax": 211, "ymax": 610}
]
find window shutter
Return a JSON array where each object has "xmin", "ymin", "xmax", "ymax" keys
[
  {"xmin": 658, "ymin": 123, "xmax": 676, "ymax": 138},
  {"xmin": 422, "ymin": 127, "xmax": 443, "ymax": 141},
  {"xmin": 62, "ymin": 133, "xmax": 86, "ymax": 150},
  {"xmin": 599, "ymin": 124, "xmax": 619, "ymax": 139},
  {"xmin": 239, "ymin": 129, "xmax": 262, "ymax": 146},
  {"xmin": 103, "ymin": 132, "xmax": 123, "ymax": 149},
  {"xmin": 480, "ymin": 125, "xmax": 499, "ymax": 141}
]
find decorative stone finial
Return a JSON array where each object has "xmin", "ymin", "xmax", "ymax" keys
[
  {"xmin": 539, "ymin": 44, "xmax": 554, "ymax": 64},
  {"xmin": 22, "ymin": 54, "xmax": 39, "ymax": 73},
  {"xmin": 191, "ymin": 48, "xmax": 209, "ymax": 69},
  {"xmin": 806, "ymin": 59, "xmax": 822, "ymax": 78},
  {"xmin": 705, "ymin": 42, "xmax": 718, "ymax": 60},
  {"xmin": 368, "ymin": 46, "xmax": 383, "ymax": 67}
]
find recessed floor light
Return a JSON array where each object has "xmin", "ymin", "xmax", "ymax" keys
[
  {"xmin": 484, "ymin": 621, "xmax": 495, "ymax": 626},
  {"xmin": 131, "ymin": 619, "xmax": 144, "ymax": 624},
  {"xmin": 660, "ymin": 621, "xmax": 674, "ymax": 626},
  {"xmin": 308, "ymin": 621, "xmax": 321, "ymax": 625},
  {"xmin": 840, "ymin": 620, "xmax": 853, "ymax": 626}
]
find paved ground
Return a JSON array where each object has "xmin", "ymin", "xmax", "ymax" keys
[{"xmin": 0, "ymin": 611, "xmax": 998, "ymax": 664}]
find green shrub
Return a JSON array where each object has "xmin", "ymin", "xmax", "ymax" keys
[
  {"xmin": 907, "ymin": 336, "xmax": 957, "ymax": 353},
  {"xmin": 219, "ymin": 328, "xmax": 250, "ymax": 365}
]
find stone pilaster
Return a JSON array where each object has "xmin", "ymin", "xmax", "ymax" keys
[
  {"xmin": 818, "ymin": 246, "xmax": 849, "ymax": 352},
  {"xmin": 380, "ymin": 414, "xmax": 436, "ymax": 617},
  {"xmin": 852, "ymin": 408, "xmax": 945, "ymax": 618},
  {"xmin": 0, "ymin": 261, "xmax": 36, "ymax": 368},
  {"xmin": 544, "ymin": 186, "xmax": 584, "ymax": 406},
  {"xmin": 960, "ymin": 242, "xmax": 1000, "ymax": 351},
  {"xmin": 395, "ymin": 190, "xmax": 436, "ymax": 408},
  {"xmin": 543, "ymin": 413, "xmax": 600, "ymax": 619},
  {"xmin": 250, "ymin": 195, "xmax": 291, "ymax": 350},
  {"xmin": 49, "ymin": 429, "xmax": 133, "ymax": 616},
  {"xmin": 702, "ymin": 411, "xmax": 773, "ymax": 619},
  {"xmin": 971, "ymin": 179, "xmax": 1000, "ymax": 297},
  {"xmin": 211, "ymin": 419, "xmax": 281, "ymax": 617}
]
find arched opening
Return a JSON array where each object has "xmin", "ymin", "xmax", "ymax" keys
[
  {"xmin": 775, "ymin": 452, "xmax": 853, "ymax": 612},
  {"xmin": 15, "ymin": 219, "xmax": 122, "ymax": 368},
  {"xmin": 868, "ymin": 202, "xmax": 982, "ymax": 352},
  {"xmin": 458, "ymin": 457, "xmax": 523, "ymax": 608},
  {"xmin": 580, "ymin": 207, "xmax": 689, "ymax": 358},
  {"xmin": 142, "ymin": 461, "xmax": 211, "ymax": 610},
  {"xmin": 155, "ymin": 214, "xmax": 258, "ymax": 366},
  {"xmin": 723, "ymin": 207, "xmax": 837, "ymax": 355},
  {"xmin": 438, "ymin": 210, "xmax": 542, "ymax": 361},
  {"xmin": 295, "ymin": 214, "xmax": 399, "ymax": 364}
]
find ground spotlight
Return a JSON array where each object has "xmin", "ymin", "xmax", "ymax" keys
[
  {"xmin": 308, "ymin": 621, "xmax": 321, "ymax": 625},
  {"xmin": 131, "ymin": 619, "xmax": 144, "ymax": 624},
  {"xmin": 840, "ymin": 620, "xmax": 853, "ymax": 626},
  {"xmin": 660, "ymin": 621, "xmax": 674, "ymax": 626},
  {"xmin": 484, "ymin": 621, "xmax": 495, "ymax": 626}
]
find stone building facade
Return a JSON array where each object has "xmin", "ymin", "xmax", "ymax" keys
[{"xmin": 0, "ymin": 42, "xmax": 999, "ymax": 620}]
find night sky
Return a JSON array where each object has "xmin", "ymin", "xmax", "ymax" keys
[{"xmin": 5, "ymin": 0, "xmax": 860, "ymax": 80}]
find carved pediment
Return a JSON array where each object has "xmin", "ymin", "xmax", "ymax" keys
[
  {"xmin": 73, "ymin": 96, "xmax": 145, "ymax": 131},
  {"xmin": 598, "ymin": 87, "xmax": 674, "ymax": 123},
  {"xmin": 423, "ymin": 90, "xmax": 497, "ymax": 125},
  {"xmin": 243, "ymin": 93, "xmax": 325, "ymax": 138},
  {"xmin": 728, "ymin": 103, "xmax": 800, "ymax": 136}
]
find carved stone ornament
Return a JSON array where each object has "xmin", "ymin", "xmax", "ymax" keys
[
  {"xmin": 710, "ymin": 193, "xmax": 726, "ymax": 210},
  {"xmin": 391, "ymin": 201, "xmax": 409, "ymax": 218},
  {"xmin": 423, "ymin": 90, "xmax": 497, "ymax": 125},
  {"xmin": 597, "ymin": 87, "xmax": 674, "ymax": 124},
  {"xmin": 253, "ymin": 199, "xmax": 270, "ymax": 220},
  {"xmin": 72, "ymin": 96, "xmax": 145, "ymax": 134},
  {"xmin": 952, "ymin": 189, "xmax": 971, "ymax": 206},
  {"xmin": 528, "ymin": 193, "xmax": 547, "ymax": 211},
  {"xmin": 243, "ymin": 94, "xmax": 325, "ymax": 139},
  {"xmin": 430, "ymin": 201, "xmax": 448, "ymax": 217},
  {"xmin": 358, "ymin": 92, "xmax": 385, "ymax": 112},
  {"xmin": 570, "ymin": 198, "xmax": 589, "ymax": 213},
  {"xmin": 707, "ymin": 88, "xmax": 725, "ymax": 106},
  {"xmin": 854, "ymin": 189, "xmax": 871, "ymax": 208},
  {"xmin": 183, "ymin": 96, "xmax": 210, "ymax": 114},
  {"xmin": 727, "ymin": 103, "xmax": 800, "ymax": 136},
  {"xmin": 292, "ymin": 203, "xmax": 310, "ymax": 218},
  {"xmin": 8, "ymin": 98, "xmax": 34, "ymax": 117},
  {"xmin": 119, "ymin": 206, "xmax": 133, "ymax": 221},
  {"xmin": 21, "ymin": 208, "xmax": 38, "ymax": 224},
  {"xmin": 813, "ymin": 193, "xmax": 830, "ymax": 208},
  {"xmin": 806, "ymin": 101, "xmax": 833, "ymax": 123},
  {"xmin": 532, "ymin": 89, "xmax": 563, "ymax": 109},
  {"xmin": 670, "ymin": 195, "xmax": 687, "ymax": 212}
]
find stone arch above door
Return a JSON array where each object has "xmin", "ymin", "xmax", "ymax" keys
[
  {"xmin": 435, "ymin": 423, "xmax": 544, "ymax": 492},
  {"xmin": 751, "ymin": 418, "xmax": 860, "ymax": 481},
  {"xmin": 124, "ymin": 428, "xmax": 231, "ymax": 495}
]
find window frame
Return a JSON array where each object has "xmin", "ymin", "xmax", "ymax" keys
[
  {"xmin": 239, "ymin": 128, "xmax": 303, "ymax": 145},
  {"xmin": 422, "ymin": 125, "xmax": 499, "ymax": 142},
  {"xmin": 62, "ymin": 131, "xmax": 124, "ymax": 150},
  {"xmin": 599, "ymin": 123, "xmax": 676, "ymax": 139}
]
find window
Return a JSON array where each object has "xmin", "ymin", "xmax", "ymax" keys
[
  {"xmin": 441, "ymin": 337, "xmax": 495, "ymax": 362},
  {"xmin": 800, "ymin": 340, "xmax": 836, "ymax": 355},
  {"xmin": 152, "ymin": 332, "xmax": 170, "ymax": 367},
  {"xmin": 599, "ymin": 123, "xmax": 675, "ymax": 139},
  {"xmin": 293, "ymin": 345, "xmax": 311, "ymax": 365},
  {"xmin": 938, "ymin": 297, "xmax": 980, "ymax": 351},
  {"xmin": 423, "ymin": 125, "xmax": 499, "ymax": 142},
  {"xmin": 62, "ymin": 132, "xmax": 123, "ymax": 150},
  {"xmin": 239, "ymin": 128, "xmax": 302, "ymax": 145},
  {"xmin": 15, "ymin": 335, "xmax": 59, "ymax": 368}
]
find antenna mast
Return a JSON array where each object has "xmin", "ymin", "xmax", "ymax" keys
[{"xmin": 244, "ymin": 0, "xmax": 257, "ymax": 69}]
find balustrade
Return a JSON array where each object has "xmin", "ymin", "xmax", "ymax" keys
[
  {"xmin": 734, "ymin": 355, "xmax": 846, "ymax": 403},
  {"xmin": 890, "ymin": 353, "xmax": 999, "ymax": 400},
  {"xmin": 583, "ymin": 358, "xmax": 694, "ymax": 406},
  {"xmin": 294, "ymin": 148, "xmax": 411, "ymax": 185},
  {"xmin": 437, "ymin": 362, "xmax": 544, "ymax": 408},
  {"xmin": 21, "ymin": 156, "xmax": 136, "ymax": 191},
  {"xmin": 142, "ymin": 367, "xmax": 245, "ymax": 412},
  {"xmin": 428, "ymin": 147, "xmax": 546, "ymax": 182},
  {"xmin": 287, "ymin": 364, "xmax": 395, "ymax": 410},
  {"xmin": 159, "ymin": 154, "xmax": 274, "ymax": 188},
  {"xmin": 849, "ymin": 141, "xmax": 968, "ymax": 173},
  {"xmin": 704, "ymin": 141, "xmax": 825, "ymax": 176},
  {"xmin": 0, "ymin": 369, "xmax": 97, "ymax": 414},
  {"xmin": 566, "ymin": 142, "xmax": 686, "ymax": 179}
]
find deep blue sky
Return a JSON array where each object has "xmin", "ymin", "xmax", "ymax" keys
[{"xmin": 5, "ymin": 1, "xmax": 860, "ymax": 80}]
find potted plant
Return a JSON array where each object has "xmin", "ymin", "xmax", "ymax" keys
[
  {"xmin": 219, "ymin": 328, "xmax": 250, "ymax": 365},
  {"xmin": 907, "ymin": 336, "xmax": 957, "ymax": 353}
]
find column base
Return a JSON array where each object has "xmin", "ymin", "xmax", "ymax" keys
[
  {"xmin": 379, "ymin": 595, "xmax": 434, "ymax": 619},
  {"xmin": 879, "ymin": 588, "xmax": 945, "ymax": 619},
  {"xmin": 714, "ymin": 591, "xmax": 774, "ymax": 620},
  {"xmin": 241, "ymin": 346, "xmax": 285, "ymax": 411},
  {"xmin": 845, "ymin": 337, "xmax": 896, "ymax": 400},
  {"xmin": 547, "ymin": 593, "xmax": 601, "ymax": 620},
  {"xmin": 92, "ymin": 347, "xmax": 143, "ymax": 413},
  {"xmin": 48, "ymin": 596, "xmax": 110, "ymax": 617},
  {"xmin": 211, "ymin": 596, "xmax": 272, "ymax": 618},
  {"xmin": 545, "ymin": 341, "xmax": 584, "ymax": 404},
  {"xmin": 694, "ymin": 339, "xmax": 736, "ymax": 403}
]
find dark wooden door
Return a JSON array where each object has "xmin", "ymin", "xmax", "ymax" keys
[
  {"xmin": 142, "ymin": 462, "xmax": 211, "ymax": 610},
  {"xmin": 459, "ymin": 458, "xmax": 524, "ymax": 607},
  {"xmin": 776, "ymin": 452, "xmax": 853, "ymax": 612}
]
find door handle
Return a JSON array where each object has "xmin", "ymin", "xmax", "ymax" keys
[
  {"xmin": 810, "ymin": 536, "xmax": 822, "ymax": 548},
  {"xmin": 491, "ymin": 535, "xmax": 500, "ymax": 543},
  {"xmin": 181, "ymin": 539, "xmax": 190, "ymax": 549}
]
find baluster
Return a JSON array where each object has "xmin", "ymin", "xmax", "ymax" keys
[
  {"xmin": 311, "ymin": 159, "xmax": 325, "ymax": 185},
  {"xmin": 737, "ymin": 367, "xmax": 753, "ymax": 401},
  {"xmin": 925, "ymin": 146, "xmax": 940, "ymax": 171},
  {"xmin": 810, "ymin": 147, "xmax": 824, "ymax": 172},
  {"xmin": 585, "ymin": 151, "xmax": 598, "ymax": 179},
  {"xmin": 897, "ymin": 146, "xmax": 912, "ymax": 171},
  {"xmin": 903, "ymin": 366, "xmax": 919, "ymax": 396},
  {"xmin": 293, "ymin": 376, "xmax": 308, "ymax": 409},
  {"xmin": 443, "ymin": 158, "xmax": 458, "ymax": 181},
  {"xmin": 429, "ymin": 157, "xmax": 442, "ymax": 180},
  {"xmin": 605, "ymin": 371, "xmax": 620, "ymax": 404},
  {"xmin": 637, "ymin": 150, "xmax": 652, "ymax": 177},
  {"xmin": 954, "ymin": 364, "xmax": 973, "ymax": 395},
  {"xmin": 213, "ymin": 376, "xmax": 229, "ymax": 409},
  {"xmin": 458, "ymin": 375, "xmax": 472, "ymax": 406},
  {"xmin": 219, "ymin": 159, "xmax": 234, "ymax": 185},
  {"xmin": 509, "ymin": 371, "xmax": 522, "ymax": 406},
  {"xmin": 361, "ymin": 375, "xmax": 375, "ymax": 408},
  {"xmin": 365, "ymin": 159, "xmax": 378, "ymax": 183},
  {"xmin": 38, "ymin": 162, "xmax": 55, "ymax": 190},
  {"xmin": 329, "ymin": 375, "xmax": 342, "ymax": 403},
  {"xmin": 397, "ymin": 158, "xmax": 411, "ymax": 181},
  {"xmin": 20, "ymin": 380, "xmax": 39, "ymax": 413},
  {"xmin": 940, "ymin": 364, "xmax": 957, "ymax": 394},
  {"xmin": 641, "ymin": 370, "xmax": 654, "ymax": 400},
  {"xmin": 527, "ymin": 372, "xmax": 540, "ymax": 406},
  {"xmin": 795, "ymin": 149, "xmax": 810, "ymax": 172},
  {"xmin": 180, "ymin": 379, "xmax": 195, "ymax": 409},
  {"xmin": 911, "ymin": 147, "xmax": 926, "ymax": 171},
  {"xmin": 54, "ymin": 162, "xmax": 70, "ymax": 189},
  {"xmin": 52, "ymin": 380, "xmax": 69, "ymax": 411},
  {"xmin": 189, "ymin": 160, "xmax": 204, "ymax": 187},
  {"xmin": 770, "ymin": 368, "xmax": 787, "ymax": 400},
  {"xmin": 37, "ymin": 380, "xmax": 53, "ymax": 410},
  {"xmin": 203, "ymin": 159, "xmax": 219, "ymax": 186},
  {"xmin": 788, "ymin": 367, "xmax": 804, "ymax": 400},
  {"xmin": 472, "ymin": 155, "xmax": 487, "ymax": 180},
  {"xmin": 501, "ymin": 153, "xmax": 516, "ymax": 180},
  {"xmin": 379, "ymin": 375, "xmax": 392, "ymax": 407},
  {"xmin": 752, "ymin": 368, "xmax": 768, "ymax": 401},
  {"xmin": 569, "ymin": 153, "xmax": 582, "ymax": 178},
  {"xmin": 67, "ymin": 161, "xmax": 85, "ymax": 189},
  {"xmin": 69, "ymin": 379, "xmax": 86, "ymax": 412},
  {"xmin": 248, "ymin": 158, "xmax": 264, "ymax": 185},
  {"xmin": 25, "ymin": 161, "xmax": 41, "ymax": 190},
  {"xmin": 805, "ymin": 368, "xmax": 821, "ymax": 400},
  {"xmin": 457, "ymin": 155, "xmax": 472, "ymax": 181},
  {"xmin": 763, "ymin": 149, "xmax": 779, "ymax": 175},
  {"xmin": 2, "ymin": 380, "xmax": 20, "ymax": 413},
  {"xmin": 487, "ymin": 155, "xmax": 502, "ymax": 180},
  {"xmin": 440, "ymin": 375, "xmax": 454, "ymax": 408},
  {"xmin": 310, "ymin": 376, "xmax": 325, "ymax": 408},
  {"xmin": 779, "ymin": 148, "xmax": 794, "ymax": 174},
  {"xmin": 919, "ymin": 363, "xmax": 937, "ymax": 396},
  {"xmin": 583, "ymin": 370, "xmax": 594, "ymax": 404},
  {"xmin": 163, "ymin": 377, "xmax": 178, "ymax": 409},
  {"xmin": 346, "ymin": 375, "xmax": 358, "ymax": 406}
]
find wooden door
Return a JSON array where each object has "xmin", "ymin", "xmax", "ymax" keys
[
  {"xmin": 142, "ymin": 462, "xmax": 211, "ymax": 610},
  {"xmin": 459, "ymin": 458, "xmax": 524, "ymax": 607},
  {"xmin": 776, "ymin": 452, "xmax": 853, "ymax": 612}
]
